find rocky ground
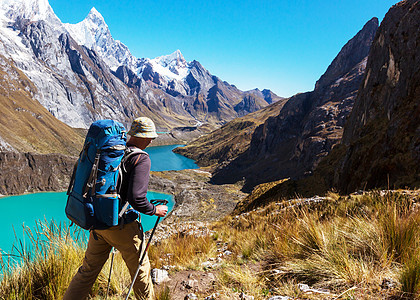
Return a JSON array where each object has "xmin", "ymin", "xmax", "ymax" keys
[
  {"xmin": 149, "ymin": 168, "xmax": 247, "ymax": 222},
  {"xmin": 148, "ymin": 220, "xmax": 259, "ymax": 300}
]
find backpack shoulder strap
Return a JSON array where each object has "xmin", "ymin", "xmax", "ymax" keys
[
  {"xmin": 117, "ymin": 147, "xmax": 148, "ymax": 219},
  {"xmin": 121, "ymin": 148, "xmax": 148, "ymax": 172},
  {"xmin": 125, "ymin": 147, "xmax": 148, "ymax": 158},
  {"xmin": 66, "ymin": 160, "xmax": 79, "ymax": 196}
]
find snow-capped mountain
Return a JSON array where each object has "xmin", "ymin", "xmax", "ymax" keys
[
  {"xmin": 0, "ymin": 0, "xmax": 60, "ymax": 26},
  {"xmin": 64, "ymin": 8, "xmax": 190, "ymax": 85},
  {"xmin": 64, "ymin": 7, "xmax": 137, "ymax": 71},
  {"xmin": 64, "ymin": 8, "xmax": 200, "ymax": 95},
  {"xmin": 0, "ymin": 0, "xmax": 144, "ymax": 128},
  {"xmin": 0, "ymin": 0, "xmax": 280, "ymax": 132},
  {"xmin": 64, "ymin": 8, "xmax": 264, "ymax": 99},
  {"xmin": 143, "ymin": 50, "xmax": 189, "ymax": 81}
]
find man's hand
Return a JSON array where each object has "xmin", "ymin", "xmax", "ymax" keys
[{"xmin": 154, "ymin": 205, "xmax": 168, "ymax": 217}]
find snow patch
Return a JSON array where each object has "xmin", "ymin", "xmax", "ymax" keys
[
  {"xmin": 0, "ymin": 136, "xmax": 15, "ymax": 151},
  {"xmin": 149, "ymin": 50, "xmax": 189, "ymax": 81}
]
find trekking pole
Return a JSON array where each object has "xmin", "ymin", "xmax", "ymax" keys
[
  {"xmin": 124, "ymin": 199, "xmax": 168, "ymax": 300},
  {"xmin": 105, "ymin": 247, "xmax": 117, "ymax": 300}
]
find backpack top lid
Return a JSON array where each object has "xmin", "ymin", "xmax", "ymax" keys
[{"xmin": 85, "ymin": 119, "xmax": 127, "ymax": 149}]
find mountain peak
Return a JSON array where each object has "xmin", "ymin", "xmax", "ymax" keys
[
  {"xmin": 0, "ymin": 0, "xmax": 59, "ymax": 24},
  {"xmin": 140, "ymin": 50, "xmax": 190, "ymax": 82},
  {"xmin": 154, "ymin": 50, "xmax": 187, "ymax": 67},
  {"xmin": 64, "ymin": 7, "xmax": 111, "ymax": 50},
  {"xmin": 315, "ymin": 17, "xmax": 379, "ymax": 91},
  {"xmin": 173, "ymin": 49, "xmax": 184, "ymax": 59},
  {"xmin": 86, "ymin": 7, "xmax": 105, "ymax": 25},
  {"xmin": 89, "ymin": 7, "xmax": 100, "ymax": 16},
  {"xmin": 64, "ymin": 6, "xmax": 136, "ymax": 71}
]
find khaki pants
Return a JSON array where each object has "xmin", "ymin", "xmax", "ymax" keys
[{"xmin": 63, "ymin": 220, "xmax": 155, "ymax": 300}]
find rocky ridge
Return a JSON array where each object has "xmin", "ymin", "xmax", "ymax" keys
[
  {"xmin": 327, "ymin": 0, "xmax": 420, "ymax": 193},
  {"xmin": 174, "ymin": 97, "xmax": 289, "ymax": 168}
]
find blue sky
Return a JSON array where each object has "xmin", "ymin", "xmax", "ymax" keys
[{"xmin": 49, "ymin": 0, "xmax": 398, "ymax": 97}]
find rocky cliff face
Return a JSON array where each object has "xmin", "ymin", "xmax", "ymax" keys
[
  {"xmin": 326, "ymin": 0, "xmax": 420, "ymax": 193},
  {"xmin": 2, "ymin": 14, "xmax": 141, "ymax": 129},
  {"xmin": 0, "ymin": 52, "xmax": 84, "ymax": 155},
  {"xmin": 232, "ymin": 0, "xmax": 420, "ymax": 211},
  {"xmin": 0, "ymin": 152, "xmax": 76, "ymax": 195},
  {"xmin": 210, "ymin": 18, "xmax": 379, "ymax": 191}
]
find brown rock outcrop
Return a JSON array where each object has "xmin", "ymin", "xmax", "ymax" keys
[{"xmin": 0, "ymin": 152, "xmax": 76, "ymax": 195}]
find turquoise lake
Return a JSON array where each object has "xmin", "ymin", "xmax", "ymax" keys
[
  {"xmin": 0, "ymin": 144, "xmax": 196, "ymax": 256},
  {"xmin": 146, "ymin": 144, "xmax": 197, "ymax": 171}
]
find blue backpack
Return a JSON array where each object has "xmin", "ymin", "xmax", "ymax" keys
[{"xmin": 65, "ymin": 119, "xmax": 142, "ymax": 230}]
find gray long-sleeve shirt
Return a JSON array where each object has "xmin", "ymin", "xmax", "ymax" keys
[{"xmin": 120, "ymin": 146, "xmax": 156, "ymax": 216}]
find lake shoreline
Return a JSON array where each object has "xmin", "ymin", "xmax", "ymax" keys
[{"xmin": 0, "ymin": 144, "xmax": 195, "ymax": 196}]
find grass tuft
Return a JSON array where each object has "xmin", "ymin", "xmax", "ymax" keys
[{"xmin": 148, "ymin": 232, "xmax": 216, "ymax": 270}]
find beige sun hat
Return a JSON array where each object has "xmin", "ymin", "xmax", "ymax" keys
[{"xmin": 127, "ymin": 117, "xmax": 158, "ymax": 139}]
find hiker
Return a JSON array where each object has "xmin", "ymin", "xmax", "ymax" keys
[{"xmin": 63, "ymin": 117, "xmax": 168, "ymax": 300}]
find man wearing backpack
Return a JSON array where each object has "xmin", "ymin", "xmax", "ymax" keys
[{"xmin": 64, "ymin": 117, "xmax": 168, "ymax": 300}]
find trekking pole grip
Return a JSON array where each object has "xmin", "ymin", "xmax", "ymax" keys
[{"xmin": 150, "ymin": 199, "xmax": 169, "ymax": 206}]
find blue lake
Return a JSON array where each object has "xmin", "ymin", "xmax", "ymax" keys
[
  {"xmin": 146, "ymin": 144, "xmax": 197, "ymax": 171},
  {"xmin": 0, "ymin": 144, "xmax": 194, "ymax": 256}
]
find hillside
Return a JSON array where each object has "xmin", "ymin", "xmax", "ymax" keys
[
  {"xmin": 3, "ymin": 188, "xmax": 420, "ymax": 299},
  {"xmin": 174, "ymin": 97, "xmax": 289, "ymax": 168},
  {"xmin": 0, "ymin": 53, "xmax": 83, "ymax": 155}
]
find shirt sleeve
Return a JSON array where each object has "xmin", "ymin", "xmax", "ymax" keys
[{"xmin": 126, "ymin": 154, "xmax": 156, "ymax": 216}]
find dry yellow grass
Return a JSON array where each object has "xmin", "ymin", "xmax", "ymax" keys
[
  {"xmin": 211, "ymin": 190, "xmax": 420, "ymax": 298},
  {"xmin": 1, "ymin": 190, "xmax": 420, "ymax": 299},
  {"xmin": 148, "ymin": 232, "xmax": 217, "ymax": 270}
]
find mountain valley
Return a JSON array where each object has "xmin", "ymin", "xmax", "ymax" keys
[{"xmin": 1, "ymin": 0, "xmax": 420, "ymax": 299}]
